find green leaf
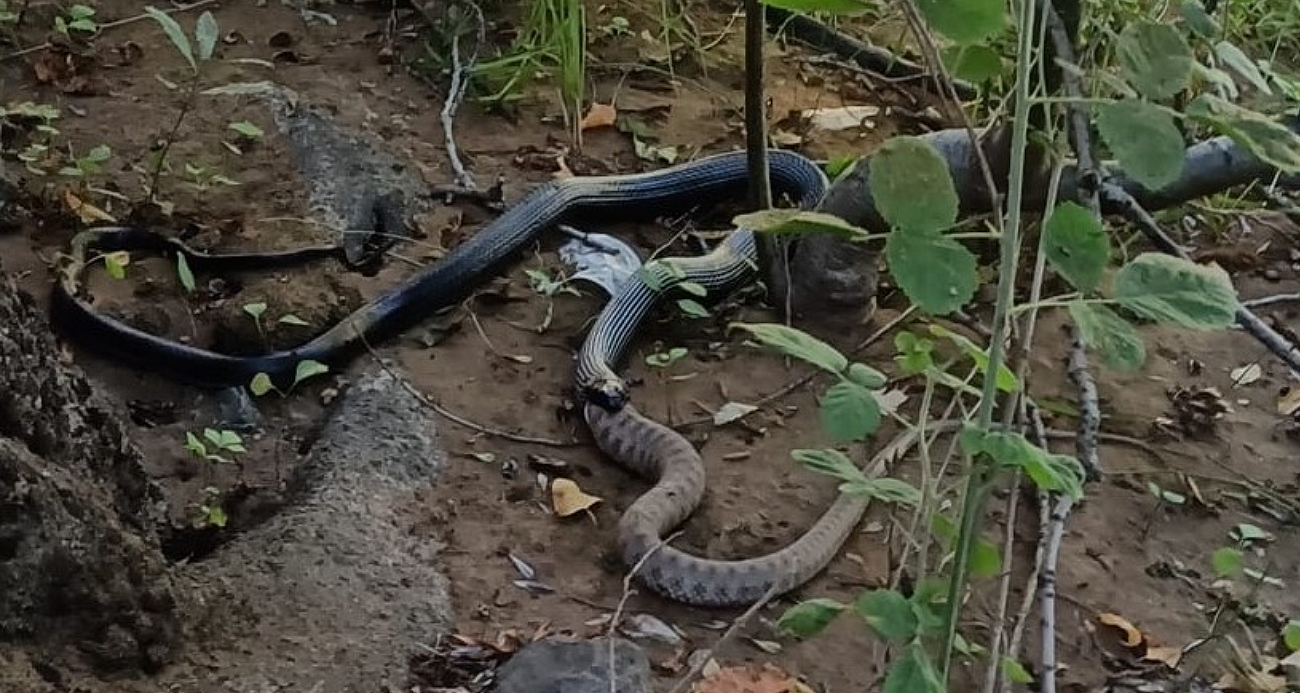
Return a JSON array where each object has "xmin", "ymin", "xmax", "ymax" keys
[
  {"xmin": 1096, "ymin": 100, "xmax": 1186, "ymax": 190},
  {"xmin": 145, "ymin": 6, "xmax": 196, "ymax": 71},
  {"xmin": 732, "ymin": 209, "xmax": 869, "ymax": 240},
  {"xmin": 184, "ymin": 431, "xmax": 206, "ymax": 457},
  {"xmin": 1178, "ymin": 0, "xmax": 1219, "ymax": 38},
  {"xmin": 278, "ymin": 314, "xmax": 310, "ymax": 326},
  {"xmin": 677, "ymin": 281, "xmax": 707, "ymax": 298},
  {"xmin": 791, "ymin": 448, "xmax": 867, "ymax": 486},
  {"xmin": 885, "ymin": 229, "xmax": 978, "ymax": 315},
  {"xmin": 846, "ymin": 362, "xmax": 887, "ymax": 388},
  {"xmin": 1002, "ymin": 657, "xmax": 1034, "ymax": 685},
  {"xmin": 730, "ymin": 323, "xmax": 848, "ymax": 374},
  {"xmin": 776, "ymin": 598, "xmax": 848, "ymax": 638},
  {"xmin": 1043, "ymin": 201, "xmax": 1110, "ymax": 293},
  {"xmin": 1231, "ymin": 522, "xmax": 1273, "ymax": 544},
  {"xmin": 869, "ymin": 136, "xmax": 959, "ymax": 233},
  {"xmin": 824, "ymin": 154, "xmax": 857, "ymax": 180},
  {"xmin": 971, "ymin": 538, "xmax": 1003, "ymax": 578},
  {"xmin": 1186, "ymin": 94, "xmax": 1300, "ymax": 173},
  {"xmin": 243, "ymin": 302, "xmax": 268, "ymax": 319},
  {"xmin": 103, "ymin": 251, "xmax": 129, "ymax": 280},
  {"xmin": 204, "ymin": 504, "xmax": 228, "ymax": 528},
  {"xmin": 882, "ymin": 643, "xmax": 942, "ymax": 693},
  {"xmin": 915, "ymin": 0, "xmax": 1005, "ymax": 46},
  {"xmin": 1210, "ymin": 546, "xmax": 1243, "ymax": 577},
  {"xmin": 228, "ymin": 120, "xmax": 265, "ymax": 138},
  {"xmin": 1116, "ymin": 20, "xmax": 1194, "ymax": 100},
  {"xmin": 249, "ymin": 372, "xmax": 274, "ymax": 396},
  {"xmin": 1282, "ymin": 621, "xmax": 1300, "ymax": 652},
  {"xmin": 176, "ymin": 253, "xmax": 196, "ymax": 293},
  {"xmin": 85, "ymin": 144, "xmax": 112, "ymax": 163},
  {"xmin": 819, "ymin": 380, "xmax": 881, "ymax": 443},
  {"xmin": 676, "ymin": 299, "xmax": 710, "ymax": 318},
  {"xmin": 839, "ymin": 477, "xmax": 921, "ymax": 507},
  {"xmin": 759, "ymin": 0, "xmax": 872, "ymax": 15},
  {"xmin": 293, "ymin": 359, "xmax": 329, "ymax": 386},
  {"xmin": 893, "ymin": 331, "xmax": 934, "ymax": 374},
  {"xmin": 1069, "ymin": 301, "xmax": 1146, "ymax": 371},
  {"xmin": 195, "ymin": 10, "xmax": 218, "ymax": 61},
  {"xmin": 928, "ymin": 325, "xmax": 1020, "ymax": 392},
  {"xmin": 1113, "ymin": 253, "xmax": 1239, "ymax": 329},
  {"xmin": 1213, "ymin": 41, "xmax": 1270, "ymax": 94},
  {"xmin": 942, "ymin": 44, "xmax": 1004, "ymax": 84},
  {"xmin": 854, "ymin": 589, "xmax": 918, "ymax": 642},
  {"xmin": 960, "ymin": 426, "xmax": 1084, "ymax": 499}
]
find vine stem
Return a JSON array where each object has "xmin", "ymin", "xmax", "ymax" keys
[{"xmin": 938, "ymin": 0, "xmax": 1040, "ymax": 682}]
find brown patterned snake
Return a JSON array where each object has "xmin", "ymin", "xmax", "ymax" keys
[{"xmin": 583, "ymin": 401, "xmax": 936, "ymax": 607}]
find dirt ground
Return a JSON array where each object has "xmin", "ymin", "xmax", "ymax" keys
[{"xmin": 3, "ymin": 1, "xmax": 1300, "ymax": 692}]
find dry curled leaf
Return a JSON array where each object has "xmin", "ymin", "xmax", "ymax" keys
[
  {"xmin": 691, "ymin": 663, "xmax": 814, "ymax": 693},
  {"xmin": 579, "ymin": 102, "xmax": 617, "ymax": 131},
  {"xmin": 1098, "ymin": 613, "xmax": 1144, "ymax": 648},
  {"xmin": 64, "ymin": 190, "xmax": 116, "ymax": 224},
  {"xmin": 1277, "ymin": 387, "xmax": 1300, "ymax": 417},
  {"xmin": 550, "ymin": 478, "xmax": 602, "ymax": 517},
  {"xmin": 1143, "ymin": 645, "xmax": 1184, "ymax": 669}
]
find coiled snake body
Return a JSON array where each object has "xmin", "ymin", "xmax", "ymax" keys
[{"xmin": 51, "ymin": 150, "xmax": 870, "ymax": 607}]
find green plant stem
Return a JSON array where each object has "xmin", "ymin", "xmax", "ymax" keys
[
  {"xmin": 1010, "ymin": 296, "xmax": 1118, "ymax": 314},
  {"xmin": 938, "ymin": 0, "xmax": 1040, "ymax": 683},
  {"xmin": 149, "ymin": 75, "xmax": 198, "ymax": 202}
]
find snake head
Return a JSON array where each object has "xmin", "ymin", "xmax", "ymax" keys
[{"xmin": 582, "ymin": 378, "xmax": 629, "ymax": 411}]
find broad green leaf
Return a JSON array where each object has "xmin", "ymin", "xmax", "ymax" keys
[
  {"xmin": 776, "ymin": 598, "xmax": 847, "ymax": 638},
  {"xmin": 1096, "ymin": 100, "xmax": 1186, "ymax": 190},
  {"xmin": 893, "ymin": 331, "xmax": 934, "ymax": 374},
  {"xmin": 243, "ymin": 302, "xmax": 268, "ymax": 319},
  {"xmin": 1211, "ymin": 546, "xmax": 1243, "ymax": 577},
  {"xmin": 854, "ymin": 589, "xmax": 918, "ymax": 642},
  {"xmin": 819, "ymin": 380, "xmax": 881, "ymax": 442},
  {"xmin": 676, "ymin": 299, "xmax": 710, "ymax": 318},
  {"xmin": 846, "ymin": 362, "xmax": 887, "ymax": 388},
  {"xmin": 838, "ymin": 477, "xmax": 922, "ymax": 506},
  {"xmin": 1043, "ymin": 201, "xmax": 1110, "ymax": 292},
  {"xmin": 185, "ymin": 431, "xmax": 206, "ymax": 456},
  {"xmin": 176, "ymin": 253, "xmax": 196, "ymax": 293},
  {"xmin": 1116, "ymin": 21, "xmax": 1194, "ymax": 100},
  {"xmin": 1282, "ymin": 621, "xmax": 1300, "ymax": 652},
  {"xmin": 960, "ymin": 426, "xmax": 1084, "ymax": 498},
  {"xmin": 1231, "ymin": 522, "xmax": 1273, "ymax": 544},
  {"xmin": 791, "ymin": 448, "xmax": 867, "ymax": 486},
  {"xmin": 869, "ymin": 136, "xmax": 959, "ymax": 233},
  {"xmin": 824, "ymin": 154, "xmax": 857, "ymax": 180},
  {"xmin": 760, "ymin": 0, "xmax": 872, "ymax": 15},
  {"xmin": 971, "ymin": 538, "xmax": 1003, "ymax": 578},
  {"xmin": 195, "ymin": 11, "xmax": 218, "ymax": 61},
  {"xmin": 916, "ymin": 0, "xmax": 1005, "ymax": 46},
  {"xmin": 928, "ymin": 325, "xmax": 1020, "ymax": 392},
  {"xmin": 1178, "ymin": 0, "xmax": 1219, "ymax": 38},
  {"xmin": 885, "ymin": 229, "xmax": 978, "ymax": 315},
  {"xmin": 1069, "ymin": 301, "xmax": 1146, "ymax": 371},
  {"xmin": 204, "ymin": 505, "xmax": 228, "ymax": 528},
  {"xmin": 1186, "ymin": 94, "xmax": 1300, "ymax": 173},
  {"xmin": 1214, "ymin": 41, "xmax": 1270, "ymax": 94},
  {"xmin": 85, "ymin": 144, "xmax": 112, "ymax": 162},
  {"xmin": 731, "ymin": 322, "xmax": 848, "ymax": 374},
  {"xmin": 1113, "ymin": 253, "xmax": 1238, "ymax": 329},
  {"xmin": 278, "ymin": 314, "xmax": 310, "ymax": 326},
  {"xmin": 882, "ymin": 643, "xmax": 942, "ymax": 693},
  {"xmin": 293, "ymin": 359, "xmax": 329, "ymax": 385},
  {"xmin": 942, "ymin": 44, "xmax": 1004, "ymax": 84},
  {"xmin": 732, "ymin": 209, "xmax": 869, "ymax": 240},
  {"xmin": 1002, "ymin": 657, "xmax": 1034, "ymax": 685},
  {"xmin": 249, "ymin": 372, "xmax": 274, "ymax": 396},
  {"xmin": 145, "ymin": 6, "xmax": 196, "ymax": 71}
]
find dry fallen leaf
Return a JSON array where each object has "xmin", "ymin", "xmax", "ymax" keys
[
  {"xmin": 1277, "ymin": 387, "xmax": 1300, "ymax": 417},
  {"xmin": 551, "ymin": 478, "xmax": 602, "ymax": 517},
  {"xmin": 1143, "ymin": 645, "xmax": 1184, "ymax": 669},
  {"xmin": 802, "ymin": 105, "xmax": 880, "ymax": 132},
  {"xmin": 1230, "ymin": 363, "xmax": 1263, "ymax": 386},
  {"xmin": 64, "ymin": 190, "xmax": 116, "ymax": 224},
  {"xmin": 714, "ymin": 402, "xmax": 758, "ymax": 426},
  {"xmin": 1098, "ymin": 613, "xmax": 1144, "ymax": 648},
  {"xmin": 579, "ymin": 103, "xmax": 617, "ymax": 131},
  {"xmin": 691, "ymin": 663, "xmax": 813, "ymax": 693}
]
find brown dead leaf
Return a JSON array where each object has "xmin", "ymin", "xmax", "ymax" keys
[
  {"xmin": 64, "ymin": 190, "xmax": 116, "ymax": 224},
  {"xmin": 551, "ymin": 478, "xmax": 601, "ymax": 517},
  {"xmin": 579, "ymin": 103, "xmax": 617, "ymax": 131},
  {"xmin": 1277, "ymin": 387, "xmax": 1300, "ymax": 417},
  {"xmin": 1143, "ymin": 645, "xmax": 1184, "ymax": 669},
  {"xmin": 1098, "ymin": 613, "xmax": 1144, "ymax": 648},
  {"xmin": 691, "ymin": 663, "xmax": 813, "ymax": 693},
  {"xmin": 31, "ymin": 48, "xmax": 102, "ymax": 95}
]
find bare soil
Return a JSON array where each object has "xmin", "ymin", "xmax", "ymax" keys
[{"xmin": 2, "ymin": 1, "xmax": 1299, "ymax": 692}]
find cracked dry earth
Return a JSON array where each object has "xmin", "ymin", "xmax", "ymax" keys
[{"xmin": 2, "ymin": 1, "xmax": 1300, "ymax": 692}]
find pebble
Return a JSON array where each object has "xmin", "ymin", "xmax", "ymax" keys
[{"xmin": 494, "ymin": 636, "xmax": 651, "ymax": 693}]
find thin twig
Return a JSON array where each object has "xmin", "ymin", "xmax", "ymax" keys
[
  {"xmin": 1242, "ymin": 292, "xmax": 1300, "ymax": 309},
  {"xmin": 664, "ymin": 584, "xmax": 780, "ymax": 693},
  {"xmin": 438, "ymin": 1, "xmax": 485, "ymax": 189},
  {"xmin": 607, "ymin": 533, "xmax": 682, "ymax": 693}
]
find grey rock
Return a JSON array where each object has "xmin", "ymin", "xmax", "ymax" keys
[
  {"xmin": 494, "ymin": 637, "xmax": 652, "ymax": 693},
  {"xmin": 212, "ymin": 386, "xmax": 261, "ymax": 430}
]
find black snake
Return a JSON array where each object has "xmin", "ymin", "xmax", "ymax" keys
[{"xmin": 49, "ymin": 149, "xmax": 879, "ymax": 606}]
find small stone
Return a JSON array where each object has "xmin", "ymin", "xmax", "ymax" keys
[
  {"xmin": 494, "ymin": 637, "xmax": 651, "ymax": 693},
  {"xmin": 1263, "ymin": 267, "xmax": 1281, "ymax": 282}
]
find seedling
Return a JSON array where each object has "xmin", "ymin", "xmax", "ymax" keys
[
  {"xmin": 57, "ymin": 143, "xmax": 111, "ymax": 177},
  {"xmin": 249, "ymin": 359, "xmax": 330, "ymax": 398},
  {"xmin": 524, "ymin": 267, "xmax": 580, "ymax": 332},
  {"xmin": 645, "ymin": 346, "xmax": 688, "ymax": 368},
  {"xmin": 185, "ymin": 428, "xmax": 247, "ymax": 465},
  {"xmin": 54, "ymin": 4, "xmax": 97, "ymax": 35}
]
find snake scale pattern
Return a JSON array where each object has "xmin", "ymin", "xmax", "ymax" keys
[{"xmin": 50, "ymin": 149, "xmax": 877, "ymax": 607}]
